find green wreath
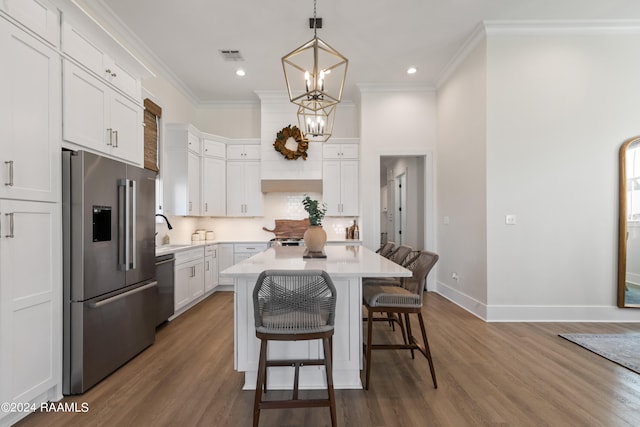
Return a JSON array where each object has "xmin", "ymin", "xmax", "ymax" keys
[{"xmin": 273, "ymin": 125, "xmax": 309, "ymax": 160}]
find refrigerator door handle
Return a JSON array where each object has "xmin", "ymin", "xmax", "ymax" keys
[
  {"xmin": 130, "ymin": 179, "xmax": 137, "ymax": 270},
  {"xmin": 88, "ymin": 281, "xmax": 157, "ymax": 308},
  {"xmin": 118, "ymin": 179, "xmax": 127, "ymax": 270}
]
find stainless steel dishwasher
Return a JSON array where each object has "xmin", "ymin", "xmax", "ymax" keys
[{"xmin": 155, "ymin": 254, "xmax": 175, "ymax": 326}]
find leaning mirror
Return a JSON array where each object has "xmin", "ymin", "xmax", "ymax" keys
[{"xmin": 618, "ymin": 136, "xmax": 640, "ymax": 308}]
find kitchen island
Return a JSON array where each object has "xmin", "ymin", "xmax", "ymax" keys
[{"xmin": 220, "ymin": 245, "xmax": 411, "ymax": 390}]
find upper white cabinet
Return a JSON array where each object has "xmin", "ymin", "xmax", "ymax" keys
[
  {"xmin": 0, "ymin": 0, "xmax": 59, "ymax": 47},
  {"xmin": 227, "ymin": 158, "xmax": 262, "ymax": 217},
  {"xmin": 323, "ymin": 143, "xmax": 359, "ymax": 160},
  {"xmin": 227, "ymin": 144, "xmax": 260, "ymax": 160},
  {"xmin": 323, "ymin": 140, "xmax": 359, "ymax": 216},
  {"xmin": 202, "ymin": 137, "xmax": 226, "ymax": 216},
  {"xmin": 62, "ymin": 22, "xmax": 141, "ymax": 100},
  {"xmin": 62, "ymin": 60, "xmax": 143, "ymax": 165},
  {"xmin": 163, "ymin": 124, "xmax": 202, "ymax": 216},
  {"xmin": 0, "ymin": 17, "xmax": 60, "ymax": 203}
]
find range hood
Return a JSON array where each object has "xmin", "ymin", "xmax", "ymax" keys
[{"xmin": 261, "ymin": 179, "xmax": 323, "ymax": 193}]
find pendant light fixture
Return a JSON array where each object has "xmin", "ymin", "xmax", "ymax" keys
[
  {"xmin": 282, "ymin": 0, "xmax": 348, "ymax": 140},
  {"xmin": 297, "ymin": 101, "xmax": 335, "ymax": 142}
]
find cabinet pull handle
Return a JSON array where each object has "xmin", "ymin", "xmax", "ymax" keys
[
  {"xmin": 205, "ymin": 202, "xmax": 208, "ymax": 212},
  {"xmin": 4, "ymin": 160, "xmax": 14, "ymax": 186},
  {"xmin": 189, "ymin": 201, "xmax": 192, "ymax": 212},
  {"xmin": 5, "ymin": 213, "xmax": 14, "ymax": 238},
  {"xmin": 105, "ymin": 68, "xmax": 112, "ymax": 74},
  {"xmin": 111, "ymin": 72, "xmax": 117, "ymax": 77},
  {"xmin": 206, "ymin": 261, "xmax": 210, "ymax": 271},
  {"xmin": 107, "ymin": 128, "xmax": 113, "ymax": 146},
  {"xmin": 113, "ymin": 130, "xmax": 119, "ymax": 148}
]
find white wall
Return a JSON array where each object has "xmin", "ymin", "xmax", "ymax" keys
[
  {"xmin": 483, "ymin": 28, "xmax": 640, "ymax": 321},
  {"xmin": 196, "ymin": 104, "xmax": 261, "ymax": 138},
  {"xmin": 358, "ymin": 88, "xmax": 437, "ymax": 257},
  {"xmin": 436, "ymin": 39, "xmax": 489, "ymax": 311}
]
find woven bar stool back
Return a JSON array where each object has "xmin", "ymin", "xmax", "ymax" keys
[{"xmin": 252, "ymin": 269, "xmax": 337, "ymax": 426}]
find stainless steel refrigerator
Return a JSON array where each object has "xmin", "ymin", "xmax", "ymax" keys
[{"xmin": 62, "ymin": 150, "xmax": 157, "ymax": 394}]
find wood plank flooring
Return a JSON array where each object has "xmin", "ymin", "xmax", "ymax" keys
[{"xmin": 16, "ymin": 292, "xmax": 640, "ymax": 427}]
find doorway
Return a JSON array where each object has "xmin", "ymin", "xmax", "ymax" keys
[{"xmin": 380, "ymin": 156, "xmax": 425, "ymax": 250}]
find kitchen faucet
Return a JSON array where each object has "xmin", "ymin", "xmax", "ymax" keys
[{"xmin": 155, "ymin": 214, "xmax": 173, "ymax": 236}]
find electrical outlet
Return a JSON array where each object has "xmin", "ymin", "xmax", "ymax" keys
[
  {"xmin": 451, "ymin": 272, "xmax": 459, "ymax": 281},
  {"xmin": 505, "ymin": 214, "xmax": 517, "ymax": 225}
]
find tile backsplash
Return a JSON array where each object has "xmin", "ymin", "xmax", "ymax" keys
[{"xmin": 156, "ymin": 192, "xmax": 358, "ymax": 244}]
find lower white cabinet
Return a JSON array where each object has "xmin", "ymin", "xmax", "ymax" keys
[
  {"xmin": 217, "ymin": 243, "xmax": 235, "ymax": 286},
  {"xmin": 173, "ymin": 247, "xmax": 204, "ymax": 312},
  {"xmin": 0, "ymin": 199, "xmax": 61, "ymax": 426},
  {"xmin": 204, "ymin": 245, "xmax": 219, "ymax": 293},
  {"xmin": 234, "ymin": 243, "xmax": 268, "ymax": 264}
]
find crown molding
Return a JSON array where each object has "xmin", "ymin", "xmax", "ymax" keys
[
  {"xmin": 435, "ymin": 19, "xmax": 640, "ymax": 89},
  {"xmin": 484, "ymin": 19, "xmax": 640, "ymax": 35},
  {"xmin": 435, "ymin": 22, "xmax": 486, "ymax": 89},
  {"xmin": 356, "ymin": 83, "xmax": 435, "ymax": 94},
  {"xmin": 87, "ymin": 0, "xmax": 202, "ymax": 105}
]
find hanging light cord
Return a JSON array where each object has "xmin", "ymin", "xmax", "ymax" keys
[{"xmin": 313, "ymin": 0, "xmax": 317, "ymax": 37}]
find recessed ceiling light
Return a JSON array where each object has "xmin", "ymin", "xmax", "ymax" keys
[
  {"xmin": 236, "ymin": 69, "xmax": 246, "ymax": 77},
  {"xmin": 407, "ymin": 67, "xmax": 417, "ymax": 75}
]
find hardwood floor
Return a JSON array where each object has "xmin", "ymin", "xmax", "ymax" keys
[{"xmin": 16, "ymin": 292, "xmax": 640, "ymax": 427}]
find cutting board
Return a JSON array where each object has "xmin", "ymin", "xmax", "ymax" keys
[{"xmin": 262, "ymin": 219, "xmax": 310, "ymax": 239}]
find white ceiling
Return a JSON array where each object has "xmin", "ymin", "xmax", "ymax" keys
[{"xmin": 95, "ymin": 0, "xmax": 640, "ymax": 104}]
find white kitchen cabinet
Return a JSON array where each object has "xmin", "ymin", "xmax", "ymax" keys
[
  {"xmin": 322, "ymin": 143, "xmax": 358, "ymax": 160},
  {"xmin": 323, "ymin": 141, "xmax": 359, "ymax": 216},
  {"xmin": 63, "ymin": 60, "xmax": 143, "ymax": 165},
  {"xmin": 62, "ymin": 21, "xmax": 141, "ymax": 100},
  {"xmin": 174, "ymin": 248, "xmax": 205, "ymax": 312},
  {"xmin": 0, "ymin": 18, "xmax": 60, "ymax": 203},
  {"xmin": 204, "ymin": 245, "xmax": 219, "ymax": 293},
  {"xmin": 226, "ymin": 144, "xmax": 260, "ymax": 160},
  {"xmin": 0, "ymin": 200, "xmax": 61, "ymax": 426},
  {"xmin": 227, "ymin": 160, "xmax": 262, "ymax": 216},
  {"xmin": 323, "ymin": 159, "xmax": 359, "ymax": 216},
  {"xmin": 233, "ymin": 243, "xmax": 268, "ymax": 264},
  {"xmin": 217, "ymin": 243, "xmax": 235, "ymax": 286},
  {"xmin": 163, "ymin": 125, "xmax": 202, "ymax": 216},
  {"xmin": 0, "ymin": 0, "xmax": 60, "ymax": 47},
  {"xmin": 202, "ymin": 138, "xmax": 226, "ymax": 216}
]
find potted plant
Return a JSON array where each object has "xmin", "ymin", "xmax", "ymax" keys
[{"xmin": 302, "ymin": 195, "xmax": 327, "ymax": 252}]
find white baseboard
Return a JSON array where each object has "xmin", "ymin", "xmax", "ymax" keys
[{"xmin": 434, "ymin": 281, "xmax": 640, "ymax": 322}]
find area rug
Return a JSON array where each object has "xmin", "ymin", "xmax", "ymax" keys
[{"xmin": 559, "ymin": 333, "xmax": 640, "ymax": 374}]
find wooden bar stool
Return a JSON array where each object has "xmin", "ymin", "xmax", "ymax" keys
[
  {"xmin": 252, "ymin": 269, "xmax": 337, "ymax": 427},
  {"xmin": 362, "ymin": 251, "xmax": 439, "ymax": 390}
]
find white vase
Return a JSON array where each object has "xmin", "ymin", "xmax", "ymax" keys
[{"xmin": 304, "ymin": 225, "xmax": 327, "ymax": 252}]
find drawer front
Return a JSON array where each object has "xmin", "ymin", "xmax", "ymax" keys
[
  {"xmin": 174, "ymin": 247, "xmax": 205, "ymax": 264},
  {"xmin": 234, "ymin": 243, "xmax": 268, "ymax": 253}
]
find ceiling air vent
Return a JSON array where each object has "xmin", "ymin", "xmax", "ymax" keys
[{"xmin": 218, "ymin": 49, "xmax": 244, "ymax": 61}]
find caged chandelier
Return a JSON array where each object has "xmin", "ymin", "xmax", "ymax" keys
[{"xmin": 281, "ymin": 0, "xmax": 348, "ymax": 142}]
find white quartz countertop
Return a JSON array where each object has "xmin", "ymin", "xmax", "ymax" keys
[{"xmin": 220, "ymin": 245, "xmax": 410, "ymax": 279}]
